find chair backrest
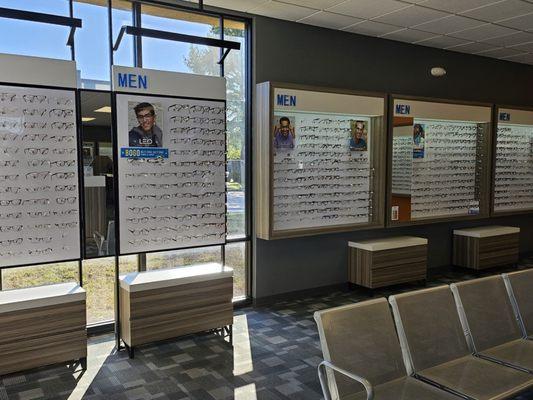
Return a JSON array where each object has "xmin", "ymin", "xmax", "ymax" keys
[
  {"xmin": 451, "ymin": 276, "xmax": 522, "ymax": 353},
  {"xmin": 504, "ymin": 269, "xmax": 533, "ymax": 338},
  {"xmin": 389, "ymin": 286, "xmax": 471, "ymax": 374},
  {"xmin": 106, "ymin": 220, "xmax": 115, "ymax": 254},
  {"xmin": 314, "ymin": 298, "xmax": 407, "ymax": 400}
]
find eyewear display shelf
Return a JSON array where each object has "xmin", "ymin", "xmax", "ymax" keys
[
  {"xmin": 492, "ymin": 106, "xmax": 533, "ymax": 216},
  {"xmin": 388, "ymin": 96, "xmax": 492, "ymax": 226},
  {"xmin": 114, "ymin": 67, "xmax": 227, "ymax": 255},
  {"xmin": 0, "ymin": 55, "xmax": 82, "ymax": 268},
  {"xmin": 255, "ymin": 82, "xmax": 387, "ymax": 240},
  {"xmin": 119, "ymin": 263, "xmax": 233, "ymax": 359}
]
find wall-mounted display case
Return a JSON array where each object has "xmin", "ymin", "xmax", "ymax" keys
[
  {"xmin": 493, "ymin": 106, "xmax": 533, "ymax": 215},
  {"xmin": 388, "ymin": 96, "xmax": 492, "ymax": 225},
  {"xmin": 255, "ymin": 82, "xmax": 387, "ymax": 240}
]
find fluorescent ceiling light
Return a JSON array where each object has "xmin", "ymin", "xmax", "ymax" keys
[
  {"xmin": 82, "ymin": 117, "xmax": 96, "ymax": 122},
  {"xmin": 94, "ymin": 106, "xmax": 112, "ymax": 113}
]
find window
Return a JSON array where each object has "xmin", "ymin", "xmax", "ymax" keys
[
  {"xmin": 0, "ymin": 0, "xmax": 71, "ymax": 60},
  {"xmin": 74, "ymin": 0, "xmax": 112, "ymax": 88},
  {"xmin": 0, "ymin": 1, "xmax": 251, "ymax": 326}
]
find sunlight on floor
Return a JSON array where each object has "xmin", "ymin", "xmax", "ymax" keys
[
  {"xmin": 233, "ymin": 314, "xmax": 254, "ymax": 376},
  {"xmin": 67, "ymin": 334, "xmax": 116, "ymax": 400}
]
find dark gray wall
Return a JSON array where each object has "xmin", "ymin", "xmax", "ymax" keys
[{"xmin": 252, "ymin": 15, "xmax": 533, "ymax": 299}]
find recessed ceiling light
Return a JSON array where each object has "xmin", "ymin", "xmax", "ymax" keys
[
  {"xmin": 94, "ymin": 106, "xmax": 112, "ymax": 113},
  {"xmin": 82, "ymin": 117, "xmax": 96, "ymax": 122},
  {"xmin": 431, "ymin": 67, "xmax": 446, "ymax": 77}
]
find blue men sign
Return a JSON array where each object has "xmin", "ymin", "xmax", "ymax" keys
[
  {"xmin": 277, "ymin": 94, "xmax": 296, "ymax": 107},
  {"xmin": 395, "ymin": 104, "xmax": 410, "ymax": 115},
  {"xmin": 499, "ymin": 112, "xmax": 511, "ymax": 121},
  {"xmin": 117, "ymin": 73, "xmax": 148, "ymax": 89}
]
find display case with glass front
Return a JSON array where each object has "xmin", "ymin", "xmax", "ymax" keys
[
  {"xmin": 255, "ymin": 82, "xmax": 387, "ymax": 240},
  {"xmin": 493, "ymin": 106, "xmax": 533, "ymax": 215},
  {"xmin": 389, "ymin": 96, "xmax": 492, "ymax": 225}
]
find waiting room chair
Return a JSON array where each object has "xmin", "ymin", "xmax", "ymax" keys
[
  {"xmin": 503, "ymin": 269, "xmax": 533, "ymax": 339},
  {"xmin": 314, "ymin": 298, "xmax": 460, "ymax": 400},
  {"xmin": 389, "ymin": 286, "xmax": 533, "ymax": 400},
  {"xmin": 451, "ymin": 276, "xmax": 533, "ymax": 373}
]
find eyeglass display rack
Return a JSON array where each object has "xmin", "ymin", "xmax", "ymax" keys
[
  {"xmin": 255, "ymin": 82, "xmax": 387, "ymax": 240},
  {"xmin": 113, "ymin": 67, "xmax": 227, "ymax": 255},
  {"xmin": 0, "ymin": 54, "xmax": 82, "ymax": 268},
  {"xmin": 388, "ymin": 96, "xmax": 492, "ymax": 225},
  {"xmin": 493, "ymin": 106, "xmax": 533, "ymax": 215}
]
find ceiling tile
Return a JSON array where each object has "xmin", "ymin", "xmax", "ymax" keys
[
  {"xmin": 373, "ymin": 5, "xmax": 448, "ymax": 27},
  {"xmin": 326, "ymin": 0, "xmax": 409, "ymax": 19},
  {"xmin": 500, "ymin": 52, "xmax": 533, "ymax": 64},
  {"xmin": 248, "ymin": 1, "xmax": 317, "ymax": 20},
  {"xmin": 481, "ymin": 30, "xmax": 533, "ymax": 46},
  {"xmin": 450, "ymin": 23, "xmax": 519, "ymax": 41},
  {"xmin": 204, "ymin": 0, "xmax": 268, "ymax": 12},
  {"xmin": 381, "ymin": 28, "xmax": 438, "ymax": 42},
  {"xmin": 459, "ymin": 0, "xmax": 533, "ymax": 22},
  {"xmin": 418, "ymin": 0, "xmax": 502, "ymax": 13},
  {"xmin": 281, "ymin": 0, "xmax": 346, "ymax": 10},
  {"xmin": 343, "ymin": 20, "xmax": 403, "ymax": 36},
  {"xmin": 447, "ymin": 41, "xmax": 499, "ymax": 52},
  {"xmin": 508, "ymin": 41, "xmax": 533, "ymax": 52},
  {"xmin": 413, "ymin": 15, "xmax": 485, "ymax": 35},
  {"xmin": 475, "ymin": 47, "xmax": 527, "ymax": 57},
  {"xmin": 497, "ymin": 12, "xmax": 533, "ymax": 31},
  {"xmin": 298, "ymin": 11, "xmax": 363, "ymax": 29},
  {"xmin": 415, "ymin": 35, "xmax": 472, "ymax": 48}
]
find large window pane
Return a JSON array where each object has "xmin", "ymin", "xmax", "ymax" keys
[
  {"xmin": 146, "ymin": 247, "xmax": 222, "ymax": 271},
  {"xmin": 141, "ymin": 4, "xmax": 219, "ymax": 74},
  {"xmin": 83, "ymin": 257, "xmax": 115, "ymax": 324},
  {"xmin": 225, "ymin": 20, "xmax": 247, "ymax": 239},
  {"xmin": 225, "ymin": 242, "xmax": 247, "ymax": 299},
  {"xmin": 0, "ymin": 0, "xmax": 71, "ymax": 60},
  {"xmin": 112, "ymin": 0, "xmax": 134, "ymax": 67},
  {"xmin": 80, "ymin": 90, "xmax": 115, "ymax": 258},
  {"xmin": 2, "ymin": 262, "xmax": 79, "ymax": 290},
  {"xmin": 74, "ymin": 0, "xmax": 111, "ymax": 88}
]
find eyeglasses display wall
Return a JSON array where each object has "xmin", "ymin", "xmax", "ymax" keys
[
  {"xmin": 494, "ymin": 107, "xmax": 533, "ymax": 214},
  {"xmin": 390, "ymin": 97, "xmax": 491, "ymax": 224},
  {"xmin": 114, "ymin": 67, "xmax": 227, "ymax": 255},
  {"xmin": 0, "ymin": 84, "xmax": 80, "ymax": 267},
  {"xmin": 256, "ymin": 82, "xmax": 386, "ymax": 240}
]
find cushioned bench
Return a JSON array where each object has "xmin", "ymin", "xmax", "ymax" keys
[
  {"xmin": 451, "ymin": 276, "xmax": 533, "ymax": 373},
  {"xmin": 314, "ymin": 298, "xmax": 459, "ymax": 399},
  {"xmin": 453, "ymin": 226, "xmax": 520, "ymax": 269},
  {"xmin": 0, "ymin": 282, "xmax": 87, "ymax": 376},
  {"xmin": 348, "ymin": 236, "xmax": 427, "ymax": 288},
  {"xmin": 389, "ymin": 286, "xmax": 533, "ymax": 400},
  {"xmin": 503, "ymin": 269, "xmax": 533, "ymax": 339}
]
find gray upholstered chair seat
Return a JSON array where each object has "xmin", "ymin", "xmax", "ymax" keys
[
  {"xmin": 481, "ymin": 339, "xmax": 533, "ymax": 372},
  {"xmin": 419, "ymin": 355, "xmax": 533, "ymax": 400},
  {"xmin": 345, "ymin": 376, "xmax": 458, "ymax": 400}
]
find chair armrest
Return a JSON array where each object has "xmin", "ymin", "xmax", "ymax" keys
[{"xmin": 318, "ymin": 360, "xmax": 374, "ymax": 400}]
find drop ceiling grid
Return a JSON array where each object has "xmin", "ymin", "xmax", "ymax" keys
[{"xmin": 207, "ymin": 0, "xmax": 533, "ymax": 65}]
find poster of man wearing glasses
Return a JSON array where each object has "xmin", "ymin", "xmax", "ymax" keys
[{"xmin": 128, "ymin": 102, "xmax": 163, "ymax": 147}]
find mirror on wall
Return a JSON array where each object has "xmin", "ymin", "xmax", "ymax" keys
[{"xmin": 390, "ymin": 98, "xmax": 492, "ymax": 224}]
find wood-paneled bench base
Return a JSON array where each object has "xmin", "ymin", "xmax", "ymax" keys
[
  {"xmin": 349, "ymin": 236, "xmax": 428, "ymax": 289},
  {"xmin": 453, "ymin": 226, "xmax": 520, "ymax": 270},
  {"xmin": 119, "ymin": 263, "xmax": 233, "ymax": 359}
]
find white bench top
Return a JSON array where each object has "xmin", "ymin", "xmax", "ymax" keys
[
  {"xmin": 453, "ymin": 225, "xmax": 520, "ymax": 238},
  {"xmin": 120, "ymin": 262, "xmax": 233, "ymax": 292},
  {"xmin": 0, "ymin": 282, "xmax": 85, "ymax": 314},
  {"xmin": 349, "ymin": 236, "xmax": 428, "ymax": 251}
]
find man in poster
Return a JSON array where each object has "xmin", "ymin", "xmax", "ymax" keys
[
  {"xmin": 273, "ymin": 116, "xmax": 295, "ymax": 149},
  {"xmin": 349, "ymin": 120, "xmax": 367, "ymax": 151},
  {"xmin": 129, "ymin": 102, "xmax": 163, "ymax": 147}
]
